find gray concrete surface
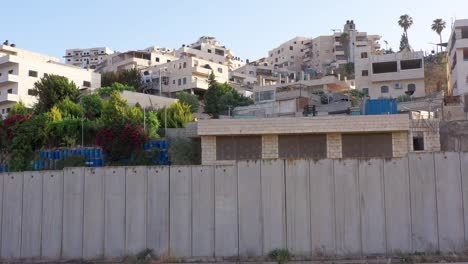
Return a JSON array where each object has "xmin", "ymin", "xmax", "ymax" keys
[
  {"xmin": 104, "ymin": 167, "xmax": 125, "ymax": 257},
  {"xmin": 62, "ymin": 167, "xmax": 84, "ymax": 258},
  {"xmin": 41, "ymin": 171, "xmax": 63, "ymax": 259},
  {"xmin": 125, "ymin": 167, "xmax": 147, "ymax": 255},
  {"xmin": 21, "ymin": 171, "xmax": 42, "ymax": 258},
  {"xmin": 2, "ymin": 172, "xmax": 22, "ymax": 258},
  {"xmin": 83, "ymin": 168, "xmax": 105, "ymax": 259}
]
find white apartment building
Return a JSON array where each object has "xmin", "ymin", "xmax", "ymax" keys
[
  {"xmin": 355, "ymin": 49, "xmax": 425, "ymax": 99},
  {"xmin": 230, "ymin": 58, "xmax": 295, "ymax": 88},
  {"xmin": 141, "ymin": 56, "xmax": 228, "ymax": 96},
  {"xmin": 447, "ymin": 19, "xmax": 468, "ymax": 98},
  {"xmin": 0, "ymin": 45, "xmax": 100, "ymax": 115},
  {"xmin": 176, "ymin": 36, "xmax": 245, "ymax": 71},
  {"xmin": 267, "ymin": 37, "xmax": 310, "ymax": 73},
  {"xmin": 96, "ymin": 47, "xmax": 178, "ymax": 73},
  {"xmin": 64, "ymin": 47, "xmax": 114, "ymax": 69},
  {"xmin": 303, "ymin": 21, "xmax": 381, "ymax": 74}
]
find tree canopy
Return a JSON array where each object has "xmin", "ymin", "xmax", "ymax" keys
[
  {"xmin": 32, "ymin": 74, "xmax": 80, "ymax": 113},
  {"xmin": 176, "ymin": 91, "xmax": 199, "ymax": 113},
  {"xmin": 101, "ymin": 68, "xmax": 142, "ymax": 90}
]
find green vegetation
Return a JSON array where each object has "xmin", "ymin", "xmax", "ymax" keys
[
  {"xmin": 98, "ymin": 82, "xmax": 136, "ymax": 97},
  {"xmin": 157, "ymin": 102, "xmax": 193, "ymax": 128},
  {"xmin": 101, "ymin": 68, "xmax": 142, "ymax": 90},
  {"xmin": 176, "ymin": 91, "xmax": 199, "ymax": 113},
  {"xmin": 204, "ymin": 72, "xmax": 253, "ymax": 118},
  {"xmin": 269, "ymin": 248, "xmax": 291, "ymax": 264},
  {"xmin": 32, "ymin": 74, "xmax": 80, "ymax": 113},
  {"xmin": 398, "ymin": 14, "xmax": 414, "ymax": 51},
  {"xmin": 431, "ymin": 18, "xmax": 446, "ymax": 53},
  {"xmin": 169, "ymin": 137, "xmax": 201, "ymax": 165}
]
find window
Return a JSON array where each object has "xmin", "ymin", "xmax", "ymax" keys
[
  {"xmin": 362, "ymin": 88, "xmax": 369, "ymax": 95},
  {"xmin": 464, "ymin": 48, "xmax": 468, "ymax": 61},
  {"xmin": 278, "ymin": 134, "xmax": 327, "ymax": 159},
  {"xmin": 7, "ymin": 89, "xmax": 12, "ymax": 94},
  {"xmin": 6, "ymin": 108, "xmax": 10, "ymax": 113},
  {"xmin": 173, "ymin": 80, "xmax": 176, "ymax": 84},
  {"xmin": 275, "ymin": 58, "xmax": 278, "ymax": 63},
  {"xmin": 28, "ymin": 89, "xmax": 36, "ymax": 96},
  {"xmin": 373, "ymin": 61, "xmax": 397, "ymax": 74},
  {"xmin": 178, "ymin": 79, "xmax": 181, "ymax": 86},
  {"xmin": 8, "ymin": 70, "xmax": 13, "ymax": 74},
  {"xmin": 401, "ymin": 59, "xmax": 422, "ymax": 70},
  {"xmin": 291, "ymin": 56, "xmax": 294, "ymax": 59},
  {"xmin": 289, "ymin": 46, "xmax": 293, "ymax": 51},
  {"xmin": 67, "ymin": 59, "xmax": 71, "ymax": 62},
  {"xmin": 167, "ymin": 60, "xmax": 171, "ymax": 63},
  {"xmin": 342, "ymin": 133, "xmax": 393, "ymax": 158},
  {"xmin": 381, "ymin": 86, "xmax": 389, "ymax": 93},
  {"xmin": 413, "ymin": 133, "xmax": 425, "ymax": 151},
  {"xmin": 68, "ymin": 53, "xmax": 71, "ymax": 55},
  {"xmin": 217, "ymin": 67, "xmax": 223, "ymax": 74},
  {"xmin": 362, "ymin": 70, "xmax": 369, "ymax": 76},
  {"xmin": 28, "ymin": 70, "xmax": 38, "ymax": 77},
  {"xmin": 156, "ymin": 57, "xmax": 160, "ymax": 62},
  {"xmin": 407, "ymin": 83, "xmax": 416, "ymax": 92},
  {"xmin": 361, "ymin": 52, "xmax": 368, "ymax": 59},
  {"xmin": 1, "ymin": 109, "xmax": 4, "ymax": 114},
  {"xmin": 83, "ymin": 81, "xmax": 91, "ymax": 87},
  {"xmin": 216, "ymin": 136, "xmax": 262, "ymax": 160},
  {"xmin": 183, "ymin": 62, "xmax": 187, "ymax": 68},
  {"xmin": 183, "ymin": 77, "xmax": 187, "ymax": 85},
  {"xmin": 207, "ymin": 49, "xmax": 212, "ymax": 53}
]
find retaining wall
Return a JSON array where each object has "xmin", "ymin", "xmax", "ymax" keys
[{"xmin": 1, "ymin": 152, "xmax": 467, "ymax": 260}]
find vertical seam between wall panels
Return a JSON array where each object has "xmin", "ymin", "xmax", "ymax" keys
[
  {"xmin": 408, "ymin": 154, "xmax": 414, "ymax": 252},
  {"xmin": 61, "ymin": 171, "xmax": 65, "ymax": 258},
  {"xmin": 19, "ymin": 172, "xmax": 24, "ymax": 258},
  {"xmin": 381, "ymin": 159, "xmax": 388, "ymax": 256},
  {"xmin": 433, "ymin": 153, "xmax": 440, "ymax": 252},
  {"xmin": 40, "ymin": 172, "xmax": 44, "ymax": 258},
  {"xmin": 102, "ymin": 169, "xmax": 106, "ymax": 258},
  {"xmin": 332, "ymin": 160, "xmax": 337, "ymax": 257},
  {"xmin": 308, "ymin": 160, "xmax": 312, "ymax": 256},
  {"xmin": 259, "ymin": 161, "xmax": 263, "ymax": 257},
  {"xmin": 459, "ymin": 152, "xmax": 466, "ymax": 246},
  {"xmin": 357, "ymin": 160, "xmax": 363, "ymax": 256},
  {"xmin": 236, "ymin": 162, "xmax": 240, "ymax": 258},
  {"xmin": 283, "ymin": 160, "xmax": 288, "ymax": 251},
  {"xmin": 0, "ymin": 172, "xmax": 4, "ymax": 258},
  {"xmin": 145, "ymin": 167, "xmax": 148, "ymax": 252},
  {"xmin": 213, "ymin": 166, "xmax": 216, "ymax": 258},
  {"xmin": 190, "ymin": 167, "xmax": 193, "ymax": 257},
  {"xmin": 168, "ymin": 167, "xmax": 171, "ymax": 256},
  {"xmin": 81, "ymin": 169, "xmax": 85, "ymax": 258},
  {"xmin": 124, "ymin": 168, "xmax": 127, "ymax": 256}
]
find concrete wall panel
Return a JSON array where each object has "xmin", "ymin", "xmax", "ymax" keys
[
  {"xmin": 384, "ymin": 158, "xmax": 412, "ymax": 253},
  {"xmin": 214, "ymin": 165, "xmax": 238, "ymax": 257},
  {"xmin": 147, "ymin": 166, "xmax": 170, "ymax": 256},
  {"xmin": 409, "ymin": 153, "xmax": 438, "ymax": 252},
  {"xmin": 191, "ymin": 166, "xmax": 215, "ymax": 257},
  {"xmin": 285, "ymin": 160, "xmax": 311, "ymax": 255},
  {"xmin": 309, "ymin": 159, "xmax": 335, "ymax": 255},
  {"xmin": 359, "ymin": 159, "xmax": 386, "ymax": 254},
  {"xmin": 169, "ymin": 166, "xmax": 191, "ymax": 257},
  {"xmin": 83, "ymin": 168, "xmax": 105, "ymax": 259},
  {"xmin": 21, "ymin": 171, "xmax": 42, "ymax": 258},
  {"xmin": 125, "ymin": 166, "xmax": 147, "ymax": 255},
  {"xmin": 435, "ymin": 152, "xmax": 464, "ymax": 252},
  {"xmin": 104, "ymin": 167, "xmax": 125, "ymax": 257},
  {"xmin": 261, "ymin": 160, "xmax": 286, "ymax": 254},
  {"xmin": 1, "ymin": 172, "xmax": 23, "ymax": 258},
  {"xmin": 334, "ymin": 159, "xmax": 361, "ymax": 255},
  {"xmin": 41, "ymin": 171, "xmax": 63, "ymax": 259},
  {"xmin": 238, "ymin": 160, "xmax": 262, "ymax": 257},
  {"xmin": 62, "ymin": 168, "xmax": 84, "ymax": 258},
  {"xmin": 461, "ymin": 152, "xmax": 468, "ymax": 247}
]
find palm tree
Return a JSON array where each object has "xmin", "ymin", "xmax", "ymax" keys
[
  {"xmin": 431, "ymin": 18, "xmax": 446, "ymax": 53},
  {"xmin": 398, "ymin": 14, "xmax": 414, "ymax": 49}
]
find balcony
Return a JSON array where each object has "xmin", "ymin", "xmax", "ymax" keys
[
  {"xmin": 0, "ymin": 55, "xmax": 20, "ymax": 67},
  {"xmin": 356, "ymin": 40, "xmax": 368, "ymax": 46},
  {"xmin": 371, "ymin": 69, "xmax": 424, "ymax": 82},
  {"xmin": 0, "ymin": 93, "xmax": 19, "ymax": 104},
  {"xmin": 0, "ymin": 74, "xmax": 19, "ymax": 87},
  {"xmin": 193, "ymin": 66, "xmax": 212, "ymax": 77},
  {"xmin": 334, "ymin": 50, "xmax": 345, "ymax": 56}
]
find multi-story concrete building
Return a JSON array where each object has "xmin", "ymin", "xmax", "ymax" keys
[
  {"xmin": 303, "ymin": 21, "xmax": 381, "ymax": 74},
  {"xmin": 267, "ymin": 37, "xmax": 310, "ymax": 73},
  {"xmin": 64, "ymin": 47, "xmax": 114, "ymax": 69},
  {"xmin": 176, "ymin": 36, "xmax": 245, "ymax": 71},
  {"xmin": 229, "ymin": 58, "xmax": 295, "ymax": 88},
  {"xmin": 0, "ymin": 45, "xmax": 100, "ymax": 115},
  {"xmin": 447, "ymin": 19, "xmax": 468, "ymax": 99},
  {"xmin": 141, "ymin": 56, "xmax": 228, "ymax": 96},
  {"xmin": 355, "ymin": 50, "xmax": 425, "ymax": 99},
  {"xmin": 96, "ymin": 47, "xmax": 177, "ymax": 73}
]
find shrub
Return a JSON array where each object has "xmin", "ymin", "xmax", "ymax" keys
[
  {"xmin": 176, "ymin": 91, "xmax": 199, "ymax": 113},
  {"xmin": 269, "ymin": 248, "xmax": 291, "ymax": 264}
]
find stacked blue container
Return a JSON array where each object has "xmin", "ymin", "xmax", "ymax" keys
[
  {"xmin": 144, "ymin": 139, "xmax": 170, "ymax": 165},
  {"xmin": 34, "ymin": 147, "xmax": 104, "ymax": 170}
]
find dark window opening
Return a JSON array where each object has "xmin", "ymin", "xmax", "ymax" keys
[
  {"xmin": 362, "ymin": 88, "xmax": 369, "ymax": 95},
  {"xmin": 362, "ymin": 70, "xmax": 369, "ymax": 76},
  {"xmin": 7, "ymin": 89, "xmax": 12, "ymax": 94},
  {"xmin": 407, "ymin": 83, "xmax": 416, "ymax": 92},
  {"xmin": 216, "ymin": 136, "xmax": 262, "ymax": 160},
  {"xmin": 156, "ymin": 57, "xmax": 160, "ymax": 62},
  {"xmin": 278, "ymin": 134, "xmax": 327, "ymax": 159},
  {"xmin": 462, "ymin": 27, "xmax": 468, "ymax": 39},
  {"xmin": 215, "ymin": 49, "xmax": 224, "ymax": 56},
  {"xmin": 342, "ymin": 133, "xmax": 393, "ymax": 158},
  {"xmin": 373, "ymin": 61, "xmax": 397, "ymax": 74},
  {"xmin": 289, "ymin": 46, "xmax": 293, "ymax": 51},
  {"xmin": 361, "ymin": 52, "xmax": 368, "ymax": 59},
  {"xmin": 381, "ymin": 86, "xmax": 389, "ymax": 93},
  {"xmin": 207, "ymin": 49, "xmax": 212, "ymax": 53},
  {"xmin": 28, "ymin": 89, "xmax": 37, "ymax": 96},
  {"xmin": 464, "ymin": 48, "xmax": 468, "ymax": 61},
  {"xmin": 83, "ymin": 81, "xmax": 91, "ymax": 87},
  {"xmin": 28, "ymin": 70, "xmax": 38, "ymax": 77},
  {"xmin": 401, "ymin": 59, "xmax": 422, "ymax": 70},
  {"xmin": 413, "ymin": 135, "xmax": 424, "ymax": 151}
]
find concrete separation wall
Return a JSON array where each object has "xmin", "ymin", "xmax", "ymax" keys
[{"xmin": 0, "ymin": 152, "xmax": 467, "ymax": 260}]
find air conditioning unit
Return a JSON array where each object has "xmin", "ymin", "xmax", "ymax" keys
[{"xmin": 394, "ymin": 83, "xmax": 402, "ymax": 89}]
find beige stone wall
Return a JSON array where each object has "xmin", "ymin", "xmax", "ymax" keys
[
  {"xmin": 392, "ymin": 132, "xmax": 409, "ymax": 157},
  {"xmin": 262, "ymin": 135, "xmax": 278, "ymax": 159},
  {"xmin": 198, "ymin": 115, "xmax": 410, "ymax": 136},
  {"xmin": 327, "ymin": 133, "xmax": 342, "ymax": 158},
  {"xmin": 201, "ymin": 136, "xmax": 216, "ymax": 165},
  {"xmin": 409, "ymin": 119, "xmax": 441, "ymax": 152}
]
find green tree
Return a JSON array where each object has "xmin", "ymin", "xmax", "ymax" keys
[
  {"xmin": 398, "ymin": 14, "xmax": 414, "ymax": 49},
  {"xmin": 101, "ymin": 68, "xmax": 142, "ymax": 90},
  {"xmin": 97, "ymin": 82, "xmax": 136, "ymax": 97},
  {"xmin": 145, "ymin": 111, "xmax": 160, "ymax": 138},
  {"xmin": 101, "ymin": 90, "xmax": 130, "ymax": 126},
  {"xmin": 176, "ymin": 91, "xmax": 199, "ymax": 113},
  {"xmin": 157, "ymin": 102, "xmax": 193, "ymax": 128},
  {"xmin": 32, "ymin": 74, "xmax": 80, "ymax": 113},
  {"xmin": 340, "ymin": 32, "xmax": 350, "ymax": 61},
  {"xmin": 8, "ymin": 101, "xmax": 30, "ymax": 117},
  {"xmin": 204, "ymin": 81, "xmax": 253, "ymax": 118},
  {"xmin": 431, "ymin": 18, "xmax": 446, "ymax": 53},
  {"xmin": 81, "ymin": 94, "xmax": 104, "ymax": 119},
  {"xmin": 399, "ymin": 33, "xmax": 410, "ymax": 51},
  {"xmin": 55, "ymin": 97, "xmax": 84, "ymax": 118}
]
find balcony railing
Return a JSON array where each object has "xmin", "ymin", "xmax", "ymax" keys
[
  {"xmin": 0, "ymin": 93, "xmax": 19, "ymax": 104},
  {"xmin": 0, "ymin": 74, "xmax": 19, "ymax": 87}
]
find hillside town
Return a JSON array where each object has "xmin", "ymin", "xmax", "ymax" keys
[{"xmin": 1, "ymin": 17, "xmax": 466, "ymax": 168}]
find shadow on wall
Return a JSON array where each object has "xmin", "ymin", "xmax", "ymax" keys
[{"xmin": 440, "ymin": 120, "xmax": 468, "ymax": 151}]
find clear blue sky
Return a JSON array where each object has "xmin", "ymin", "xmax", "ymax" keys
[{"xmin": 2, "ymin": 0, "xmax": 466, "ymax": 62}]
